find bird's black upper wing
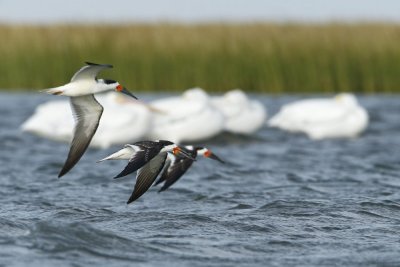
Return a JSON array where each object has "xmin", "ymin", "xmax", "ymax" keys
[
  {"xmin": 158, "ymin": 156, "xmax": 195, "ymax": 192},
  {"xmin": 127, "ymin": 152, "xmax": 168, "ymax": 204},
  {"xmin": 113, "ymin": 143, "xmax": 162, "ymax": 179},
  {"xmin": 153, "ymin": 155, "xmax": 172, "ymax": 186}
]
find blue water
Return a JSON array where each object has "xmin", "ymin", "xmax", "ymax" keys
[{"xmin": 0, "ymin": 92, "xmax": 399, "ymax": 267}]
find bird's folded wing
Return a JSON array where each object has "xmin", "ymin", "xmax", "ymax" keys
[
  {"xmin": 127, "ymin": 152, "xmax": 168, "ymax": 204},
  {"xmin": 58, "ymin": 95, "xmax": 103, "ymax": 177},
  {"xmin": 154, "ymin": 154, "xmax": 173, "ymax": 186},
  {"xmin": 159, "ymin": 157, "xmax": 194, "ymax": 192},
  {"xmin": 113, "ymin": 146, "xmax": 160, "ymax": 179}
]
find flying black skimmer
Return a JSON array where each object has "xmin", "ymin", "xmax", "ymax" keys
[
  {"xmin": 97, "ymin": 140, "xmax": 195, "ymax": 204},
  {"xmin": 43, "ymin": 62, "xmax": 137, "ymax": 178},
  {"xmin": 154, "ymin": 146, "xmax": 224, "ymax": 192}
]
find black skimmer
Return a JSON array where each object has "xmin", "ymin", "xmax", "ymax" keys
[
  {"xmin": 154, "ymin": 146, "xmax": 224, "ymax": 192},
  {"xmin": 43, "ymin": 62, "xmax": 137, "ymax": 178},
  {"xmin": 97, "ymin": 140, "xmax": 195, "ymax": 203}
]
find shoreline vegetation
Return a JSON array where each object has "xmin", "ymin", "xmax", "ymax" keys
[{"xmin": 1, "ymin": 23, "xmax": 400, "ymax": 93}]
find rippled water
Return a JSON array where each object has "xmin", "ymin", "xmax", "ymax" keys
[{"xmin": 0, "ymin": 92, "xmax": 399, "ymax": 267}]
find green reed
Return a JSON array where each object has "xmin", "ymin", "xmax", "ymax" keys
[{"xmin": 1, "ymin": 23, "xmax": 400, "ymax": 93}]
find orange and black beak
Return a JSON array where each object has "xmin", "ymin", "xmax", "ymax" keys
[
  {"xmin": 116, "ymin": 85, "xmax": 137, "ymax": 99},
  {"xmin": 204, "ymin": 150, "xmax": 225, "ymax": 163}
]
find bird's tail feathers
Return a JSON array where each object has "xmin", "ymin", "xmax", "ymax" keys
[
  {"xmin": 97, "ymin": 147, "xmax": 133, "ymax": 163},
  {"xmin": 40, "ymin": 87, "xmax": 65, "ymax": 95}
]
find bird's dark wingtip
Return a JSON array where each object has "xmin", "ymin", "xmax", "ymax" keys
[
  {"xmin": 113, "ymin": 174, "xmax": 125, "ymax": 179},
  {"xmin": 126, "ymin": 197, "xmax": 135, "ymax": 204},
  {"xmin": 58, "ymin": 168, "xmax": 68, "ymax": 178},
  {"xmin": 85, "ymin": 61, "xmax": 98, "ymax": 66},
  {"xmin": 85, "ymin": 62, "xmax": 113, "ymax": 68}
]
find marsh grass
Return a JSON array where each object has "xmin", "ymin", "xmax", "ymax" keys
[{"xmin": 1, "ymin": 23, "xmax": 400, "ymax": 93}]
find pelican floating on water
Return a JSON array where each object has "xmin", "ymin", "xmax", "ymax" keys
[
  {"xmin": 268, "ymin": 93, "xmax": 369, "ymax": 139},
  {"xmin": 211, "ymin": 89, "xmax": 267, "ymax": 134},
  {"xmin": 147, "ymin": 88, "xmax": 225, "ymax": 143}
]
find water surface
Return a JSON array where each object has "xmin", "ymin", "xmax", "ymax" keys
[{"xmin": 0, "ymin": 93, "xmax": 399, "ymax": 267}]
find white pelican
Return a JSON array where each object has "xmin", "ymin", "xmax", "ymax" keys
[
  {"xmin": 211, "ymin": 89, "xmax": 267, "ymax": 134},
  {"xmin": 268, "ymin": 93, "xmax": 369, "ymax": 140},
  {"xmin": 147, "ymin": 88, "xmax": 225, "ymax": 143}
]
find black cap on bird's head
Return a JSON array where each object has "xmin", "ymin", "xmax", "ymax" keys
[
  {"xmin": 159, "ymin": 140, "xmax": 174, "ymax": 147},
  {"xmin": 104, "ymin": 79, "xmax": 117, "ymax": 85}
]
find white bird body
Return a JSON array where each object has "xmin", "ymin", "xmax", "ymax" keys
[
  {"xmin": 211, "ymin": 89, "xmax": 267, "ymax": 134},
  {"xmin": 44, "ymin": 63, "xmax": 118, "ymax": 96},
  {"xmin": 268, "ymin": 93, "xmax": 369, "ymax": 139},
  {"xmin": 147, "ymin": 88, "xmax": 224, "ymax": 143},
  {"xmin": 45, "ymin": 81, "xmax": 96, "ymax": 97}
]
